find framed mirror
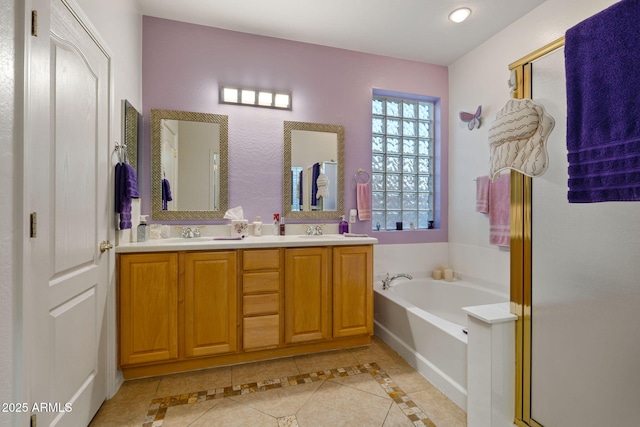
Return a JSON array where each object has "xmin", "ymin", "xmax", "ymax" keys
[
  {"xmin": 151, "ymin": 109, "xmax": 229, "ymax": 220},
  {"xmin": 283, "ymin": 121, "xmax": 344, "ymax": 219},
  {"xmin": 122, "ymin": 100, "xmax": 141, "ymax": 171}
]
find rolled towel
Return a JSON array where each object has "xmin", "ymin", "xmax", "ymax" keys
[{"xmin": 316, "ymin": 173, "xmax": 329, "ymax": 199}]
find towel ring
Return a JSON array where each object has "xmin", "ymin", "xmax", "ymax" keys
[{"xmin": 354, "ymin": 168, "xmax": 370, "ymax": 183}]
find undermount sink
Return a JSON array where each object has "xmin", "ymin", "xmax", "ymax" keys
[
  {"xmin": 151, "ymin": 237, "xmax": 210, "ymax": 244},
  {"xmin": 297, "ymin": 234, "xmax": 341, "ymax": 239}
]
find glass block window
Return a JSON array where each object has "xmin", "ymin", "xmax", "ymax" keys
[{"xmin": 372, "ymin": 95, "xmax": 435, "ymax": 230}]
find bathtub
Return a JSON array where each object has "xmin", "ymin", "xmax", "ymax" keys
[{"xmin": 373, "ymin": 276, "xmax": 508, "ymax": 410}]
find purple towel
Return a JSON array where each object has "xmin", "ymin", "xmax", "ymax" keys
[
  {"xmin": 162, "ymin": 178, "xmax": 172, "ymax": 210},
  {"xmin": 311, "ymin": 163, "xmax": 320, "ymax": 207},
  {"xmin": 115, "ymin": 163, "xmax": 139, "ymax": 229},
  {"xmin": 565, "ymin": 0, "xmax": 640, "ymax": 202}
]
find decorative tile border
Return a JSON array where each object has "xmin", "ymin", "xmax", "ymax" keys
[{"xmin": 142, "ymin": 362, "xmax": 436, "ymax": 427}]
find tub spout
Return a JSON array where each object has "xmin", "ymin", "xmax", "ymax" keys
[{"xmin": 382, "ymin": 273, "xmax": 413, "ymax": 290}]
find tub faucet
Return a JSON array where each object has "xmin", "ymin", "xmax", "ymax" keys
[{"xmin": 382, "ymin": 272, "xmax": 413, "ymax": 290}]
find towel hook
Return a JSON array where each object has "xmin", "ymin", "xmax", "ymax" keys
[
  {"xmin": 113, "ymin": 142, "xmax": 128, "ymax": 164},
  {"xmin": 354, "ymin": 168, "xmax": 370, "ymax": 183}
]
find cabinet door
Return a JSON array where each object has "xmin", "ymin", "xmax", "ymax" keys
[
  {"xmin": 285, "ymin": 247, "xmax": 330, "ymax": 344},
  {"xmin": 333, "ymin": 246, "xmax": 373, "ymax": 338},
  {"xmin": 119, "ymin": 253, "xmax": 179, "ymax": 365},
  {"xmin": 185, "ymin": 251, "xmax": 238, "ymax": 357}
]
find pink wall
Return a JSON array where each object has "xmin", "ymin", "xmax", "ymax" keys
[{"xmin": 142, "ymin": 16, "xmax": 449, "ymax": 244}]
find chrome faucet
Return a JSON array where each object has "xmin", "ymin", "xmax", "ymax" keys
[
  {"xmin": 382, "ymin": 272, "xmax": 413, "ymax": 290},
  {"xmin": 181, "ymin": 226, "xmax": 200, "ymax": 238},
  {"xmin": 305, "ymin": 224, "xmax": 324, "ymax": 235}
]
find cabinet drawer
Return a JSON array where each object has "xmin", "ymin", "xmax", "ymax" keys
[
  {"xmin": 243, "ymin": 293, "xmax": 279, "ymax": 316},
  {"xmin": 243, "ymin": 315, "xmax": 280, "ymax": 350},
  {"xmin": 243, "ymin": 249, "xmax": 280, "ymax": 271},
  {"xmin": 243, "ymin": 271, "xmax": 280, "ymax": 293}
]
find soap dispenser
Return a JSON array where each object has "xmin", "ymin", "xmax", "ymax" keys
[
  {"xmin": 339, "ymin": 215, "xmax": 349, "ymax": 234},
  {"xmin": 253, "ymin": 216, "xmax": 262, "ymax": 236},
  {"xmin": 137, "ymin": 215, "xmax": 149, "ymax": 242}
]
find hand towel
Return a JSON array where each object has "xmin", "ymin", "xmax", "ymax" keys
[
  {"xmin": 311, "ymin": 163, "xmax": 320, "ymax": 207},
  {"xmin": 344, "ymin": 233, "xmax": 369, "ymax": 238},
  {"xmin": 115, "ymin": 163, "xmax": 139, "ymax": 229},
  {"xmin": 475, "ymin": 176, "xmax": 490, "ymax": 213},
  {"xmin": 489, "ymin": 173, "xmax": 510, "ymax": 248},
  {"xmin": 161, "ymin": 178, "xmax": 172, "ymax": 210},
  {"xmin": 298, "ymin": 170, "xmax": 303, "ymax": 209},
  {"xmin": 565, "ymin": 0, "xmax": 640, "ymax": 202},
  {"xmin": 357, "ymin": 182, "xmax": 371, "ymax": 221}
]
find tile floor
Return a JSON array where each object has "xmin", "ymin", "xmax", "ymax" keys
[{"xmin": 90, "ymin": 337, "xmax": 466, "ymax": 427}]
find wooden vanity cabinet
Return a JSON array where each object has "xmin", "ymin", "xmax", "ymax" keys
[
  {"xmin": 284, "ymin": 247, "xmax": 331, "ymax": 344},
  {"xmin": 241, "ymin": 249, "xmax": 283, "ymax": 350},
  {"xmin": 332, "ymin": 245, "xmax": 373, "ymax": 338},
  {"xmin": 118, "ymin": 253, "xmax": 179, "ymax": 366},
  {"xmin": 184, "ymin": 251, "xmax": 237, "ymax": 357},
  {"xmin": 118, "ymin": 244, "xmax": 373, "ymax": 379}
]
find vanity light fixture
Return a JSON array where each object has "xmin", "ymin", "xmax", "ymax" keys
[
  {"xmin": 448, "ymin": 7, "xmax": 471, "ymax": 23},
  {"xmin": 220, "ymin": 85, "xmax": 292, "ymax": 110},
  {"xmin": 222, "ymin": 87, "xmax": 238, "ymax": 103}
]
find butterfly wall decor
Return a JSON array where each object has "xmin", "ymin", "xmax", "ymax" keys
[{"xmin": 459, "ymin": 105, "xmax": 482, "ymax": 130}]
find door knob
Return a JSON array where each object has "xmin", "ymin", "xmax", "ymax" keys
[{"xmin": 100, "ymin": 241, "xmax": 113, "ymax": 253}]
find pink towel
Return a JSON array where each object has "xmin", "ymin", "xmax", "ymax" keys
[
  {"xmin": 475, "ymin": 176, "xmax": 490, "ymax": 213},
  {"xmin": 489, "ymin": 173, "xmax": 510, "ymax": 247},
  {"xmin": 357, "ymin": 182, "xmax": 371, "ymax": 221}
]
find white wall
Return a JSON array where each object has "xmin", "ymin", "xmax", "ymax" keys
[
  {"xmin": 374, "ymin": 242, "xmax": 449, "ymax": 280},
  {"xmin": 449, "ymin": 0, "xmax": 626, "ymax": 424},
  {"xmin": 1, "ymin": 1, "xmax": 17, "ymax": 425},
  {"xmin": 448, "ymin": 0, "xmax": 617, "ymax": 294}
]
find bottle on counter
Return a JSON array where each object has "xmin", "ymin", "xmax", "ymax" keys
[
  {"xmin": 279, "ymin": 216, "xmax": 286, "ymax": 236},
  {"xmin": 272, "ymin": 213, "xmax": 280, "ymax": 236},
  {"xmin": 339, "ymin": 215, "xmax": 349, "ymax": 234},
  {"xmin": 137, "ymin": 215, "xmax": 149, "ymax": 242},
  {"xmin": 253, "ymin": 216, "xmax": 262, "ymax": 236}
]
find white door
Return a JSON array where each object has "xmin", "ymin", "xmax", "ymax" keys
[{"xmin": 25, "ymin": 0, "xmax": 111, "ymax": 425}]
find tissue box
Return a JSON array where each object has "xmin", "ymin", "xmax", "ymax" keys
[{"xmin": 231, "ymin": 220, "xmax": 248, "ymax": 237}]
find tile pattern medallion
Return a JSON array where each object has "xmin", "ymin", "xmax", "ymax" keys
[{"xmin": 142, "ymin": 363, "xmax": 436, "ymax": 427}]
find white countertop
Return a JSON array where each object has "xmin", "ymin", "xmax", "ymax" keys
[
  {"xmin": 462, "ymin": 302, "xmax": 517, "ymax": 324},
  {"xmin": 115, "ymin": 234, "xmax": 378, "ymax": 253}
]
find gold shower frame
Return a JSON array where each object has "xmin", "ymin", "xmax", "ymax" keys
[{"xmin": 510, "ymin": 36, "xmax": 564, "ymax": 427}]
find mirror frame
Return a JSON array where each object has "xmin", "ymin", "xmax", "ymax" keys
[
  {"xmin": 151, "ymin": 109, "xmax": 229, "ymax": 220},
  {"xmin": 283, "ymin": 120, "xmax": 345, "ymax": 219},
  {"xmin": 123, "ymin": 100, "xmax": 140, "ymax": 171}
]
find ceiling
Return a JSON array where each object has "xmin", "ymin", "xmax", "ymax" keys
[{"xmin": 138, "ymin": 0, "xmax": 546, "ymax": 66}]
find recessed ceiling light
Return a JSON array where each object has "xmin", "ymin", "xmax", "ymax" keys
[{"xmin": 449, "ymin": 7, "xmax": 472, "ymax": 23}]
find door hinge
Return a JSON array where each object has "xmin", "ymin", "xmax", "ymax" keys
[
  {"xmin": 31, "ymin": 10, "xmax": 38, "ymax": 37},
  {"xmin": 30, "ymin": 212, "xmax": 37, "ymax": 238},
  {"xmin": 30, "ymin": 414, "xmax": 36, "ymax": 427}
]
